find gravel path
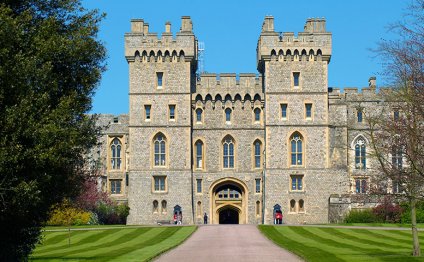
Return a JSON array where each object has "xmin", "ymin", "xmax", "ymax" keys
[{"xmin": 154, "ymin": 225, "xmax": 302, "ymax": 262}]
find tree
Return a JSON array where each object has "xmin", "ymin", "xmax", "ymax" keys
[
  {"xmin": 367, "ymin": 0, "xmax": 424, "ymax": 256},
  {"xmin": 0, "ymin": 0, "xmax": 106, "ymax": 260}
]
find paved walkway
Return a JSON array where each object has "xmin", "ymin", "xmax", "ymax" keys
[{"xmin": 154, "ymin": 225, "xmax": 302, "ymax": 262}]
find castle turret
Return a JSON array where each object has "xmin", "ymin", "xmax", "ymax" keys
[
  {"xmin": 125, "ymin": 16, "xmax": 197, "ymax": 225},
  {"xmin": 257, "ymin": 17, "xmax": 345, "ymax": 225}
]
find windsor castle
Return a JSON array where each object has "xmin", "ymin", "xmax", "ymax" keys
[{"xmin": 92, "ymin": 16, "xmax": 394, "ymax": 225}]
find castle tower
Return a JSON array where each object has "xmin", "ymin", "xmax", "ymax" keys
[
  {"xmin": 257, "ymin": 17, "xmax": 345, "ymax": 224},
  {"xmin": 125, "ymin": 17, "xmax": 197, "ymax": 224}
]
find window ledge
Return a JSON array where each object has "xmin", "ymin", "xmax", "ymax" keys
[{"xmin": 152, "ymin": 191, "xmax": 168, "ymax": 194}]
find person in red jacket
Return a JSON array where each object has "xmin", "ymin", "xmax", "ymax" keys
[{"xmin": 275, "ymin": 211, "xmax": 283, "ymax": 224}]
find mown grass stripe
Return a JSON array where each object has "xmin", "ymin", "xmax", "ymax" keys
[
  {"xmin": 99, "ymin": 227, "xmax": 183, "ymax": 262},
  {"xmin": 261, "ymin": 226, "xmax": 424, "ymax": 262},
  {"xmin": 116, "ymin": 226, "xmax": 196, "ymax": 262},
  {"xmin": 347, "ymin": 228, "xmax": 414, "ymax": 247},
  {"xmin": 34, "ymin": 228, "xmax": 122, "ymax": 255},
  {"xmin": 318, "ymin": 228, "xmax": 410, "ymax": 250},
  {"xmin": 60, "ymin": 227, "xmax": 165, "ymax": 260},
  {"xmin": 294, "ymin": 226, "xmax": 408, "ymax": 258},
  {"xmin": 32, "ymin": 228, "xmax": 148, "ymax": 259},
  {"xmin": 35, "ymin": 230, "xmax": 100, "ymax": 254},
  {"xmin": 259, "ymin": 225, "xmax": 343, "ymax": 262},
  {"xmin": 39, "ymin": 231, "xmax": 69, "ymax": 246}
]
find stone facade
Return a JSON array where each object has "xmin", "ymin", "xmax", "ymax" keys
[{"xmin": 95, "ymin": 16, "xmax": 390, "ymax": 225}]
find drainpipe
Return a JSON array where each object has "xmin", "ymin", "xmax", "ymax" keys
[
  {"xmin": 190, "ymin": 94, "xmax": 195, "ymax": 225},
  {"xmin": 262, "ymin": 72, "xmax": 266, "ymax": 225}
]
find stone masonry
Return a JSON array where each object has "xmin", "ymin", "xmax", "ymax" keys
[{"xmin": 94, "ymin": 16, "xmax": 390, "ymax": 225}]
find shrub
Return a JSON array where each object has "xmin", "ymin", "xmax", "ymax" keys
[
  {"xmin": 117, "ymin": 204, "xmax": 130, "ymax": 224},
  {"xmin": 95, "ymin": 202, "xmax": 130, "ymax": 225},
  {"xmin": 372, "ymin": 198, "xmax": 403, "ymax": 223},
  {"xmin": 344, "ymin": 209, "xmax": 378, "ymax": 223},
  {"xmin": 400, "ymin": 201, "xmax": 424, "ymax": 223},
  {"xmin": 47, "ymin": 200, "xmax": 91, "ymax": 226}
]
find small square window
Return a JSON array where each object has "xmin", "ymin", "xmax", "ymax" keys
[
  {"xmin": 157, "ymin": 72, "xmax": 163, "ymax": 88},
  {"xmin": 293, "ymin": 72, "xmax": 300, "ymax": 87},
  {"xmin": 153, "ymin": 176, "xmax": 166, "ymax": 192},
  {"xmin": 169, "ymin": 105, "xmax": 175, "ymax": 120},
  {"xmin": 110, "ymin": 179, "xmax": 122, "ymax": 194},
  {"xmin": 145, "ymin": 105, "xmax": 151, "ymax": 120},
  {"xmin": 291, "ymin": 175, "xmax": 303, "ymax": 191},
  {"xmin": 196, "ymin": 179, "xmax": 202, "ymax": 193},
  {"xmin": 281, "ymin": 104, "xmax": 288, "ymax": 119},
  {"xmin": 305, "ymin": 103, "xmax": 312, "ymax": 119}
]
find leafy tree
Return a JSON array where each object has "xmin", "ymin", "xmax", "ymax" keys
[
  {"xmin": 0, "ymin": 0, "xmax": 106, "ymax": 260},
  {"xmin": 367, "ymin": 0, "xmax": 424, "ymax": 256}
]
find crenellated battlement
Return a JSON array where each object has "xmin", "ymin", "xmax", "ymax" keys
[
  {"xmin": 257, "ymin": 16, "xmax": 332, "ymax": 72},
  {"xmin": 125, "ymin": 16, "xmax": 197, "ymax": 63},
  {"xmin": 194, "ymin": 73, "xmax": 263, "ymax": 105},
  {"xmin": 328, "ymin": 77, "xmax": 389, "ymax": 102}
]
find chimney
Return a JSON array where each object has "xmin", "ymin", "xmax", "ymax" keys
[
  {"xmin": 368, "ymin": 76, "xmax": 376, "ymax": 88},
  {"xmin": 181, "ymin": 16, "xmax": 193, "ymax": 32},
  {"xmin": 262, "ymin": 16, "xmax": 274, "ymax": 32},
  {"xmin": 143, "ymin": 23, "xmax": 149, "ymax": 34},
  {"xmin": 165, "ymin": 21, "xmax": 171, "ymax": 33},
  {"xmin": 131, "ymin": 19, "xmax": 144, "ymax": 33}
]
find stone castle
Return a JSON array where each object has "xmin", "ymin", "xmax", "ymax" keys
[{"xmin": 93, "ymin": 16, "xmax": 391, "ymax": 225}]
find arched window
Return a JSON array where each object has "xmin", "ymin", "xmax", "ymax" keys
[
  {"xmin": 355, "ymin": 137, "xmax": 366, "ymax": 169},
  {"xmin": 195, "ymin": 140, "xmax": 204, "ymax": 169},
  {"xmin": 254, "ymin": 108, "xmax": 261, "ymax": 122},
  {"xmin": 357, "ymin": 109, "xmax": 363, "ymax": 123},
  {"xmin": 254, "ymin": 140, "xmax": 262, "ymax": 168},
  {"xmin": 223, "ymin": 136, "xmax": 235, "ymax": 168},
  {"xmin": 161, "ymin": 200, "xmax": 167, "ymax": 214},
  {"xmin": 196, "ymin": 108, "xmax": 203, "ymax": 123},
  {"xmin": 197, "ymin": 201, "xmax": 202, "ymax": 217},
  {"xmin": 154, "ymin": 134, "xmax": 166, "ymax": 166},
  {"xmin": 225, "ymin": 108, "xmax": 232, "ymax": 122},
  {"xmin": 290, "ymin": 133, "xmax": 303, "ymax": 166},
  {"xmin": 256, "ymin": 201, "xmax": 261, "ymax": 216},
  {"xmin": 299, "ymin": 199, "xmax": 305, "ymax": 212},
  {"xmin": 111, "ymin": 138, "xmax": 122, "ymax": 169},
  {"xmin": 290, "ymin": 199, "xmax": 296, "ymax": 212},
  {"xmin": 153, "ymin": 200, "xmax": 158, "ymax": 213}
]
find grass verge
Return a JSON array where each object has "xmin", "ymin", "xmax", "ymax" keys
[
  {"xmin": 259, "ymin": 225, "xmax": 424, "ymax": 262},
  {"xmin": 30, "ymin": 225, "xmax": 196, "ymax": 261}
]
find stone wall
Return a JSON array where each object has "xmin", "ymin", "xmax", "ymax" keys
[{"xmin": 93, "ymin": 15, "xmax": 395, "ymax": 225}]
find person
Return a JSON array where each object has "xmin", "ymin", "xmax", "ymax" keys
[
  {"xmin": 275, "ymin": 211, "xmax": 283, "ymax": 224},
  {"xmin": 203, "ymin": 213, "xmax": 208, "ymax": 224},
  {"xmin": 173, "ymin": 212, "xmax": 177, "ymax": 225}
]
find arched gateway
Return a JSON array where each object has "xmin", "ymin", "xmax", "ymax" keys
[{"xmin": 209, "ymin": 178, "xmax": 248, "ymax": 224}]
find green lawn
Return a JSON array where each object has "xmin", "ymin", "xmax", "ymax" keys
[
  {"xmin": 30, "ymin": 226, "xmax": 196, "ymax": 261},
  {"xmin": 338, "ymin": 223, "xmax": 424, "ymax": 228},
  {"xmin": 259, "ymin": 225, "xmax": 424, "ymax": 262}
]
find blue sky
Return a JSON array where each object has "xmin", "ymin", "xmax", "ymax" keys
[{"xmin": 82, "ymin": 0, "xmax": 407, "ymax": 115}]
